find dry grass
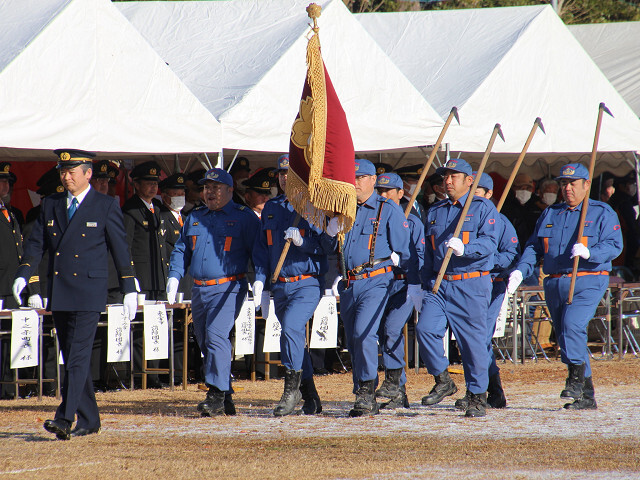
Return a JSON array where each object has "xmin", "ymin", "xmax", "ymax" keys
[{"xmin": 1, "ymin": 359, "xmax": 639, "ymax": 479}]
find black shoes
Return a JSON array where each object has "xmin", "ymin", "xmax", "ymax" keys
[
  {"xmin": 375, "ymin": 368, "xmax": 403, "ymax": 400},
  {"xmin": 464, "ymin": 392, "xmax": 488, "ymax": 418},
  {"xmin": 224, "ymin": 392, "xmax": 237, "ymax": 416},
  {"xmin": 300, "ymin": 376, "xmax": 322, "ymax": 415},
  {"xmin": 422, "ymin": 370, "xmax": 458, "ymax": 406},
  {"xmin": 380, "ymin": 384, "xmax": 410, "ymax": 409},
  {"xmin": 564, "ymin": 376, "xmax": 598, "ymax": 410},
  {"xmin": 43, "ymin": 419, "xmax": 71, "ymax": 440},
  {"xmin": 487, "ymin": 373, "xmax": 507, "ymax": 409},
  {"xmin": 71, "ymin": 426, "xmax": 101, "ymax": 437},
  {"xmin": 273, "ymin": 369, "xmax": 303, "ymax": 417},
  {"xmin": 454, "ymin": 390, "xmax": 472, "ymax": 411},
  {"xmin": 560, "ymin": 363, "xmax": 586, "ymax": 399},
  {"xmin": 349, "ymin": 380, "xmax": 379, "ymax": 417},
  {"xmin": 199, "ymin": 385, "xmax": 226, "ymax": 416}
]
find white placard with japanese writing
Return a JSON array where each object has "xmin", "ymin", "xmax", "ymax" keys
[
  {"xmin": 10, "ymin": 310, "xmax": 39, "ymax": 369},
  {"xmin": 310, "ymin": 296, "xmax": 338, "ymax": 349},
  {"xmin": 493, "ymin": 293, "xmax": 510, "ymax": 338},
  {"xmin": 107, "ymin": 305, "xmax": 131, "ymax": 362},
  {"xmin": 143, "ymin": 304, "xmax": 168, "ymax": 360},
  {"xmin": 262, "ymin": 299, "xmax": 281, "ymax": 353},
  {"xmin": 234, "ymin": 296, "xmax": 255, "ymax": 355}
]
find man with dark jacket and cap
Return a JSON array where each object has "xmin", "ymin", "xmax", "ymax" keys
[
  {"xmin": 228, "ymin": 156, "xmax": 251, "ymax": 206},
  {"xmin": 242, "ymin": 168, "xmax": 275, "ymax": 219},
  {"xmin": 395, "ymin": 164, "xmax": 427, "ymax": 222},
  {"xmin": 90, "ymin": 160, "xmax": 119, "ymax": 196}
]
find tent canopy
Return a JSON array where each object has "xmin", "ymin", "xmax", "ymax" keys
[
  {"xmin": 118, "ymin": 0, "xmax": 444, "ymax": 154},
  {"xmin": 357, "ymin": 6, "xmax": 640, "ymax": 176},
  {"xmin": 0, "ymin": 0, "xmax": 222, "ymax": 158},
  {"xmin": 570, "ymin": 21, "xmax": 640, "ymax": 118}
]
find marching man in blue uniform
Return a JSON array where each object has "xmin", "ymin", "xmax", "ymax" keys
[
  {"xmin": 326, "ymin": 159, "xmax": 417, "ymax": 417},
  {"xmin": 12, "ymin": 149, "xmax": 138, "ymax": 440},
  {"xmin": 373, "ymin": 172, "xmax": 424, "ymax": 408},
  {"xmin": 166, "ymin": 168, "xmax": 259, "ymax": 416},
  {"xmin": 252, "ymin": 154, "xmax": 326, "ymax": 416},
  {"xmin": 416, "ymin": 159, "xmax": 499, "ymax": 418},
  {"xmin": 455, "ymin": 173, "xmax": 519, "ymax": 411},
  {"xmin": 508, "ymin": 163, "xmax": 622, "ymax": 410}
]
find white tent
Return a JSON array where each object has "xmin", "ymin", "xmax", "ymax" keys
[
  {"xmin": 570, "ymin": 21, "xmax": 640, "ymax": 118},
  {"xmin": 358, "ymin": 6, "xmax": 640, "ymax": 176},
  {"xmin": 117, "ymin": 0, "xmax": 444, "ymax": 154},
  {"xmin": 0, "ymin": 0, "xmax": 223, "ymax": 158}
]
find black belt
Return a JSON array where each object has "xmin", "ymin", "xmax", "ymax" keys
[{"xmin": 347, "ymin": 257, "xmax": 391, "ymax": 277}]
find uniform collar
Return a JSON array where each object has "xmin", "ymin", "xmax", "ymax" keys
[
  {"xmin": 68, "ymin": 184, "xmax": 91, "ymax": 205},
  {"xmin": 358, "ymin": 192, "xmax": 378, "ymax": 209},
  {"xmin": 560, "ymin": 200, "xmax": 585, "ymax": 213},
  {"xmin": 448, "ymin": 190, "xmax": 470, "ymax": 206},
  {"xmin": 209, "ymin": 199, "xmax": 236, "ymax": 214}
]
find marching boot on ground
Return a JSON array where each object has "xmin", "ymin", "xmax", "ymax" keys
[
  {"xmin": 375, "ymin": 367, "xmax": 403, "ymax": 400},
  {"xmin": 380, "ymin": 384, "xmax": 410, "ymax": 409},
  {"xmin": 224, "ymin": 392, "xmax": 237, "ymax": 415},
  {"xmin": 561, "ymin": 362, "xmax": 586, "ymax": 399},
  {"xmin": 199, "ymin": 385, "xmax": 226, "ymax": 417},
  {"xmin": 300, "ymin": 376, "xmax": 322, "ymax": 414},
  {"xmin": 422, "ymin": 369, "xmax": 458, "ymax": 406},
  {"xmin": 455, "ymin": 389, "xmax": 472, "ymax": 411},
  {"xmin": 564, "ymin": 376, "xmax": 597, "ymax": 410},
  {"xmin": 349, "ymin": 379, "xmax": 379, "ymax": 417},
  {"xmin": 274, "ymin": 369, "xmax": 303, "ymax": 416},
  {"xmin": 487, "ymin": 372, "xmax": 507, "ymax": 408},
  {"xmin": 465, "ymin": 392, "xmax": 488, "ymax": 418}
]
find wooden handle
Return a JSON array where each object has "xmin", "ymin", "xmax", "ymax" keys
[{"xmin": 270, "ymin": 214, "xmax": 301, "ymax": 284}]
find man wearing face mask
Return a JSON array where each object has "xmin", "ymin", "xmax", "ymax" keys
[
  {"xmin": 228, "ymin": 157, "xmax": 251, "ymax": 207},
  {"xmin": 538, "ymin": 178, "xmax": 560, "ymax": 209},
  {"xmin": 423, "ymin": 173, "xmax": 446, "ymax": 212},
  {"xmin": 502, "ymin": 173, "xmax": 541, "ymax": 251},
  {"xmin": 608, "ymin": 171, "xmax": 639, "ymax": 275},
  {"xmin": 395, "ymin": 164, "xmax": 427, "ymax": 223}
]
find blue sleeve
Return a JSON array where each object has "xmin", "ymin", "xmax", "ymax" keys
[
  {"xmin": 588, "ymin": 204, "xmax": 623, "ymax": 264},
  {"xmin": 493, "ymin": 215, "xmax": 520, "ymax": 273},
  {"xmin": 296, "ymin": 223, "xmax": 330, "ymax": 256},
  {"xmin": 386, "ymin": 202, "xmax": 413, "ymax": 283},
  {"xmin": 408, "ymin": 213, "xmax": 425, "ymax": 285},
  {"xmin": 421, "ymin": 214, "xmax": 435, "ymax": 286},
  {"xmin": 516, "ymin": 213, "xmax": 546, "ymax": 279},
  {"xmin": 463, "ymin": 199, "xmax": 499, "ymax": 259},
  {"xmin": 252, "ymin": 218, "xmax": 270, "ymax": 286},
  {"xmin": 168, "ymin": 214, "xmax": 193, "ymax": 280}
]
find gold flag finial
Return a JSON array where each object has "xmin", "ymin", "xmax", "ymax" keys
[{"xmin": 307, "ymin": 3, "xmax": 321, "ymax": 32}]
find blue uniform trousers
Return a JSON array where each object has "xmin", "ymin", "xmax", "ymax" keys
[
  {"xmin": 53, "ymin": 311, "xmax": 101, "ymax": 429},
  {"xmin": 544, "ymin": 275, "xmax": 608, "ymax": 377},
  {"xmin": 191, "ymin": 280, "xmax": 247, "ymax": 391},
  {"xmin": 416, "ymin": 276, "xmax": 491, "ymax": 394},
  {"xmin": 272, "ymin": 276, "xmax": 321, "ymax": 380},
  {"xmin": 486, "ymin": 280, "xmax": 506, "ymax": 378},
  {"xmin": 378, "ymin": 280, "xmax": 412, "ymax": 387},
  {"xmin": 339, "ymin": 272, "xmax": 393, "ymax": 388}
]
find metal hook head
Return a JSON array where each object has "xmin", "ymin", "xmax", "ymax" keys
[
  {"xmin": 450, "ymin": 106, "xmax": 460, "ymax": 125},
  {"xmin": 535, "ymin": 117, "xmax": 546, "ymax": 135},
  {"xmin": 495, "ymin": 124, "xmax": 505, "ymax": 142},
  {"xmin": 599, "ymin": 102, "xmax": 614, "ymax": 118}
]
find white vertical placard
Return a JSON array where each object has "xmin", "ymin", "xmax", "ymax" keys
[
  {"xmin": 262, "ymin": 299, "xmax": 281, "ymax": 353},
  {"xmin": 107, "ymin": 305, "xmax": 131, "ymax": 362},
  {"xmin": 143, "ymin": 304, "xmax": 169, "ymax": 360},
  {"xmin": 10, "ymin": 310, "xmax": 39, "ymax": 369},
  {"xmin": 493, "ymin": 293, "xmax": 510, "ymax": 338},
  {"xmin": 234, "ymin": 296, "xmax": 255, "ymax": 355},
  {"xmin": 310, "ymin": 296, "xmax": 338, "ymax": 349}
]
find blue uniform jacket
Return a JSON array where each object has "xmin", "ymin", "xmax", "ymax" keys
[
  {"xmin": 15, "ymin": 188, "xmax": 136, "ymax": 312},
  {"xmin": 422, "ymin": 191, "xmax": 499, "ymax": 284},
  {"xmin": 517, "ymin": 199, "xmax": 623, "ymax": 278},
  {"xmin": 492, "ymin": 213, "xmax": 520, "ymax": 280},
  {"xmin": 168, "ymin": 200, "xmax": 260, "ymax": 281},
  {"xmin": 394, "ymin": 211, "xmax": 425, "ymax": 281},
  {"xmin": 340, "ymin": 193, "xmax": 416, "ymax": 284},
  {"xmin": 252, "ymin": 195, "xmax": 330, "ymax": 288}
]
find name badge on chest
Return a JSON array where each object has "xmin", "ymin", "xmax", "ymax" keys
[
  {"xmin": 47, "ymin": 220, "xmax": 54, "ymax": 227},
  {"xmin": 86, "ymin": 222, "xmax": 97, "ymax": 227}
]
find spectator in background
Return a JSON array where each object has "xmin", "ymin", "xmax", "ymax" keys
[
  {"xmin": 229, "ymin": 157, "xmax": 251, "ymax": 206},
  {"xmin": 609, "ymin": 171, "xmax": 639, "ymax": 277},
  {"xmin": 2, "ymin": 172, "xmax": 24, "ymax": 228},
  {"xmin": 422, "ymin": 173, "xmax": 446, "ymax": 212},
  {"xmin": 501, "ymin": 173, "xmax": 541, "ymax": 251},
  {"xmin": 394, "ymin": 164, "xmax": 426, "ymax": 222},
  {"xmin": 537, "ymin": 178, "xmax": 560, "ymax": 209},
  {"xmin": 242, "ymin": 168, "xmax": 275, "ymax": 219}
]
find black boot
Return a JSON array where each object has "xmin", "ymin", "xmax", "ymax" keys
[
  {"xmin": 454, "ymin": 389, "xmax": 472, "ymax": 411},
  {"xmin": 560, "ymin": 363, "xmax": 586, "ymax": 399},
  {"xmin": 421, "ymin": 370, "xmax": 458, "ymax": 406},
  {"xmin": 564, "ymin": 376, "xmax": 598, "ymax": 410},
  {"xmin": 199, "ymin": 385, "xmax": 225, "ymax": 417},
  {"xmin": 380, "ymin": 384, "xmax": 410, "ymax": 409},
  {"xmin": 299, "ymin": 376, "xmax": 322, "ymax": 415},
  {"xmin": 487, "ymin": 373, "xmax": 507, "ymax": 409},
  {"xmin": 273, "ymin": 369, "xmax": 303, "ymax": 417},
  {"xmin": 375, "ymin": 368, "xmax": 402, "ymax": 399},
  {"xmin": 224, "ymin": 392, "xmax": 236, "ymax": 416},
  {"xmin": 465, "ymin": 392, "xmax": 487, "ymax": 418},
  {"xmin": 349, "ymin": 380, "xmax": 379, "ymax": 417}
]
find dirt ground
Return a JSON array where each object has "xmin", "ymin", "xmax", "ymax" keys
[{"xmin": 1, "ymin": 358, "xmax": 640, "ymax": 480}]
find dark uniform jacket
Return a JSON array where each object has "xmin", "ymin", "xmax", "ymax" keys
[
  {"xmin": 122, "ymin": 195, "xmax": 168, "ymax": 296},
  {"xmin": 16, "ymin": 188, "xmax": 136, "ymax": 312},
  {"xmin": 0, "ymin": 207, "xmax": 22, "ymax": 305},
  {"xmin": 159, "ymin": 204, "xmax": 192, "ymax": 299}
]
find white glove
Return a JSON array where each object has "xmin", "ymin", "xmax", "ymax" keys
[
  {"xmin": 166, "ymin": 277, "xmax": 179, "ymax": 304},
  {"xmin": 252, "ymin": 281, "xmax": 264, "ymax": 310},
  {"xmin": 134, "ymin": 278, "xmax": 141, "ymax": 293},
  {"xmin": 28, "ymin": 295, "xmax": 43, "ymax": 309},
  {"xmin": 12, "ymin": 278, "xmax": 26, "ymax": 306},
  {"xmin": 390, "ymin": 252, "xmax": 400, "ymax": 267},
  {"xmin": 326, "ymin": 217, "xmax": 340, "ymax": 237},
  {"xmin": 123, "ymin": 292, "xmax": 138, "ymax": 321},
  {"xmin": 260, "ymin": 290, "xmax": 271, "ymax": 316},
  {"xmin": 507, "ymin": 270, "xmax": 524, "ymax": 295},
  {"xmin": 406, "ymin": 284, "xmax": 423, "ymax": 313},
  {"xmin": 571, "ymin": 243, "xmax": 591, "ymax": 260},
  {"xmin": 445, "ymin": 237, "xmax": 465, "ymax": 257},
  {"xmin": 331, "ymin": 275, "xmax": 343, "ymax": 297},
  {"xmin": 284, "ymin": 227, "xmax": 303, "ymax": 247}
]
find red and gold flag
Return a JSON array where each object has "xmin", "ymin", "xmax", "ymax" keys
[{"xmin": 286, "ymin": 4, "xmax": 356, "ymax": 234}]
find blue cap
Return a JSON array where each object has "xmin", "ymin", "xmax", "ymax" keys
[
  {"xmin": 436, "ymin": 158, "xmax": 473, "ymax": 177},
  {"xmin": 472, "ymin": 171, "xmax": 494, "ymax": 191},
  {"xmin": 375, "ymin": 172, "xmax": 403, "ymax": 190},
  {"xmin": 276, "ymin": 154, "xmax": 289, "ymax": 171},
  {"xmin": 198, "ymin": 168, "xmax": 233, "ymax": 187},
  {"xmin": 354, "ymin": 158, "xmax": 376, "ymax": 176},
  {"xmin": 556, "ymin": 163, "xmax": 589, "ymax": 181}
]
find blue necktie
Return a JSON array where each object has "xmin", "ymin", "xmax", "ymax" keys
[{"xmin": 68, "ymin": 197, "xmax": 78, "ymax": 220}]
